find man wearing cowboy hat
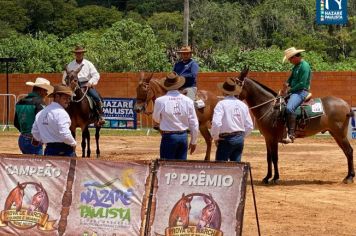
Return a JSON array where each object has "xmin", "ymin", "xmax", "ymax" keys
[
  {"xmin": 211, "ymin": 78, "xmax": 253, "ymax": 162},
  {"xmin": 32, "ymin": 85, "xmax": 77, "ymax": 157},
  {"xmin": 282, "ymin": 47, "xmax": 312, "ymax": 143},
  {"xmin": 14, "ymin": 77, "xmax": 53, "ymax": 155},
  {"xmin": 173, "ymin": 46, "xmax": 205, "ymax": 108},
  {"xmin": 152, "ymin": 72, "xmax": 199, "ymax": 160},
  {"xmin": 62, "ymin": 45, "xmax": 105, "ymax": 126}
]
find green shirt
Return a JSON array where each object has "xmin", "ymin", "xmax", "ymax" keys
[
  {"xmin": 287, "ymin": 60, "xmax": 312, "ymax": 93},
  {"xmin": 14, "ymin": 92, "xmax": 45, "ymax": 134}
]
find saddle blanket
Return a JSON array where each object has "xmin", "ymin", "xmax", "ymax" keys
[{"xmin": 296, "ymin": 98, "xmax": 324, "ymax": 119}]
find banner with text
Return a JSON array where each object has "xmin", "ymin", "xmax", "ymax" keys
[
  {"xmin": 348, "ymin": 107, "xmax": 356, "ymax": 140},
  {"xmin": 316, "ymin": 0, "xmax": 348, "ymax": 24},
  {"xmin": 149, "ymin": 161, "xmax": 249, "ymax": 236},
  {"xmin": 65, "ymin": 159, "xmax": 150, "ymax": 235},
  {"xmin": 0, "ymin": 155, "xmax": 71, "ymax": 236},
  {"xmin": 102, "ymin": 98, "xmax": 137, "ymax": 129}
]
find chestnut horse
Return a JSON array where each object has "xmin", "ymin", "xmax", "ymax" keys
[
  {"xmin": 4, "ymin": 182, "xmax": 27, "ymax": 211},
  {"xmin": 65, "ymin": 66, "xmax": 101, "ymax": 158},
  {"xmin": 236, "ymin": 67, "xmax": 354, "ymax": 184},
  {"xmin": 168, "ymin": 193, "xmax": 193, "ymax": 228},
  {"xmin": 134, "ymin": 73, "xmax": 219, "ymax": 161}
]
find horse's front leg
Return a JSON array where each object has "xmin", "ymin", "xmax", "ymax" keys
[
  {"xmin": 199, "ymin": 124, "xmax": 212, "ymax": 161},
  {"xmin": 262, "ymin": 139, "xmax": 279, "ymax": 184},
  {"xmin": 95, "ymin": 126, "xmax": 101, "ymax": 158}
]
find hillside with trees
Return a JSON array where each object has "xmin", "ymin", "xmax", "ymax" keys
[{"xmin": 0, "ymin": 0, "xmax": 355, "ymax": 73}]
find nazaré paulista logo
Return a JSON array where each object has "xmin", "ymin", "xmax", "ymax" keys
[
  {"xmin": 0, "ymin": 182, "xmax": 56, "ymax": 231},
  {"xmin": 316, "ymin": 0, "xmax": 348, "ymax": 24},
  {"xmin": 79, "ymin": 169, "xmax": 136, "ymax": 228}
]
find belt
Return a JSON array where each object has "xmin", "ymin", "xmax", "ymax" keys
[
  {"xmin": 46, "ymin": 142, "xmax": 72, "ymax": 149},
  {"xmin": 161, "ymin": 130, "xmax": 187, "ymax": 134},
  {"xmin": 219, "ymin": 131, "xmax": 244, "ymax": 138},
  {"xmin": 20, "ymin": 133, "xmax": 33, "ymax": 138}
]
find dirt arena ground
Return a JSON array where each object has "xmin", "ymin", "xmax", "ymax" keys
[{"xmin": 1, "ymin": 130, "xmax": 356, "ymax": 236}]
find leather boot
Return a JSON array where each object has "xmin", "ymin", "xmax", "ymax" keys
[
  {"xmin": 282, "ymin": 114, "xmax": 297, "ymax": 143},
  {"xmin": 96, "ymin": 101, "xmax": 106, "ymax": 126}
]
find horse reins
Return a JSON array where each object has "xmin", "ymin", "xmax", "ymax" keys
[{"xmin": 72, "ymin": 84, "xmax": 89, "ymax": 103}]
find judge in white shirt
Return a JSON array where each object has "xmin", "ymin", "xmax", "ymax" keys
[
  {"xmin": 32, "ymin": 85, "xmax": 77, "ymax": 157},
  {"xmin": 211, "ymin": 78, "xmax": 253, "ymax": 162},
  {"xmin": 153, "ymin": 72, "xmax": 199, "ymax": 160},
  {"xmin": 62, "ymin": 45, "xmax": 105, "ymax": 126}
]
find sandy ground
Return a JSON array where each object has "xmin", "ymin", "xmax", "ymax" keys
[{"xmin": 1, "ymin": 131, "xmax": 356, "ymax": 236}]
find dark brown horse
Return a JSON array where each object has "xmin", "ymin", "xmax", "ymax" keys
[
  {"xmin": 65, "ymin": 65, "xmax": 101, "ymax": 158},
  {"xmin": 197, "ymin": 194, "xmax": 221, "ymax": 230},
  {"xmin": 134, "ymin": 72, "xmax": 219, "ymax": 161},
  {"xmin": 236, "ymin": 67, "xmax": 354, "ymax": 184}
]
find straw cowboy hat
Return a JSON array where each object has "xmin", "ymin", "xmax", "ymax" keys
[
  {"xmin": 48, "ymin": 85, "xmax": 75, "ymax": 97},
  {"xmin": 26, "ymin": 77, "xmax": 53, "ymax": 93},
  {"xmin": 218, "ymin": 78, "xmax": 242, "ymax": 95},
  {"xmin": 176, "ymin": 46, "xmax": 192, "ymax": 53},
  {"xmin": 160, "ymin": 72, "xmax": 185, "ymax": 91},
  {"xmin": 73, "ymin": 45, "xmax": 86, "ymax": 53},
  {"xmin": 283, "ymin": 47, "xmax": 305, "ymax": 63}
]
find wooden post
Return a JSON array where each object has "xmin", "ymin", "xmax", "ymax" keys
[{"xmin": 183, "ymin": 0, "xmax": 189, "ymax": 46}]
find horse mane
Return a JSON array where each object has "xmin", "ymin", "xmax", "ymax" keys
[{"xmin": 249, "ymin": 78, "xmax": 278, "ymax": 97}]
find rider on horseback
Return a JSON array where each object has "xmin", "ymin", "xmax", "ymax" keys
[
  {"xmin": 63, "ymin": 45, "xmax": 105, "ymax": 126},
  {"xmin": 282, "ymin": 47, "xmax": 312, "ymax": 143}
]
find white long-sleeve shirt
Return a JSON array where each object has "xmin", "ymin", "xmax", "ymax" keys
[
  {"xmin": 62, "ymin": 59, "xmax": 100, "ymax": 86},
  {"xmin": 32, "ymin": 102, "xmax": 77, "ymax": 147},
  {"xmin": 153, "ymin": 90, "xmax": 199, "ymax": 145},
  {"xmin": 211, "ymin": 96, "xmax": 253, "ymax": 141}
]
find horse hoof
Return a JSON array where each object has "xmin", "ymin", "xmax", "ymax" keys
[
  {"xmin": 262, "ymin": 178, "xmax": 269, "ymax": 185},
  {"xmin": 343, "ymin": 177, "xmax": 354, "ymax": 184},
  {"xmin": 271, "ymin": 179, "xmax": 280, "ymax": 185}
]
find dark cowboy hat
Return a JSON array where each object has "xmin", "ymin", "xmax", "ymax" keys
[
  {"xmin": 176, "ymin": 46, "xmax": 192, "ymax": 53},
  {"xmin": 160, "ymin": 72, "xmax": 185, "ymax": 91},
  {"xmin": 48, "ymin": 85, "xmax": 75, "ymax": 97},
  {"xmin": 217, "ymin": 78, "xmax": 242, "ymax": 95},
  {"xmin": 73, "ymin": 45, "xmax": 86, "ymax": 53}
]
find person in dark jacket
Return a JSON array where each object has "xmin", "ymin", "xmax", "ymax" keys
[{"xmin": 14, "ymin": 77, "xmax": 53, "ymax": 154}]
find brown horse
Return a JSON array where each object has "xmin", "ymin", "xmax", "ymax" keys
[
  {"xmin": 134, "ymin": 72, "xmax": 219, "ymax": 161},
  {"xmin": 65, "ymin": 65, "xmax": 101, "ymax": 158},
  {"xmin": 197, "ymin": 194, "xmax": 221, "ymax": 230},
  {"xmin": 236, "ymin": 67, "xmax": 354, "ymax": 184},
  {"xmin": 27, "ymin": 183, "xmax": 49, "ymax": 214},
  {"xmin": 4, "ymin": 182, "xmax": 26, "ymax": 211},
  {"xmin": 168, "ymin": 193, "xmax": 193, "ymax": 228}
]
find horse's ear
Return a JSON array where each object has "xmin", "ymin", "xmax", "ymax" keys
[
  {"xmin": 148, "ymin": 72, "xmax": 154, "ymax": 82},
  {"xmin": 139, "ymin": 71, "xmax": 145, "ymax": 82},
  {"xmin": 239, "ymin": 65, "xmax": 249, "ymax": 81}
]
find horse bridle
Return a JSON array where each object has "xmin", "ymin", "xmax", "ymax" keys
[{"xmin": 67, "ymin": 76, "xmax": 89, "ymax": 103}]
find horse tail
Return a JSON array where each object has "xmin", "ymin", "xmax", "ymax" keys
[{"xmin": 346, "ymin": 109, "xmax": 355, "ymax": 140}]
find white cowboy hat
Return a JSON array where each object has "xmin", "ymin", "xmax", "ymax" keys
[
  {"xmin": 160, "ymin": 72, "xmax": 185, "ymax": 91},
  {"xmin": 283, "ymin": 47, "xmax": 305, "ymax": 63},
  {"xmin": 217, "ymin": 78, "xmax": 241, "ymax": 95},
  {"xmin": 26, "ymin": 77, "xmax": 53, "ymax": 93}
]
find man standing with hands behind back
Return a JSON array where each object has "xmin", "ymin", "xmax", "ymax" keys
[{"xmin": 153, "ymin": 72, "xmax": 199, "ymax": 160}]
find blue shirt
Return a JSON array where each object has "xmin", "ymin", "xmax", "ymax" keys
[{"xmin": 173, "ymin": 59, "xmax": 199, "ymax": 88}]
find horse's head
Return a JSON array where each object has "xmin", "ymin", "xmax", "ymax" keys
[
  {"xmin": 134, "ymin": 71, "xmax": 153, "ymax": 113},
  {"xmin": 197, "ymin": 194, "xmax": 217, "ymax": 230},
  {"xmin": 169, "ymin": 193, "xmax": 193, "ymax": 228},
  {"xmin": 27, "ymin": 183, "xmax": 49, "ymax": 214},
  {"xmin": 234, "ymin": 65, "xmax": 249, "ymax": 100},
  {"xmin": 64, "ymin": 64, "xmax": 84, "ymax": 92}
]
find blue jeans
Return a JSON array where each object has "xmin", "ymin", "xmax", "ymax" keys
[
  {"xmin": 215, "ymin": 134, "xmax": 245, "ymax": 162},
  {"xmin": 286, "ymin": 90, "xmax": 308, "ymax": 115},
  {"xmin": 88, "ymin": 88, "xmax": 101, "ymax": 103},
  {"xmin": 18, "ymin": 134, "xmax": 43, "ymax": 155},
  {"xmin": 160, "ymin": 132, "xmax": 188, "ymax": 160}
]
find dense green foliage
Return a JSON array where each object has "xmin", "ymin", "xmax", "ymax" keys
[{"xmin": 0, "ymin": 0, "xmax": 354, "ymax": 72}]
